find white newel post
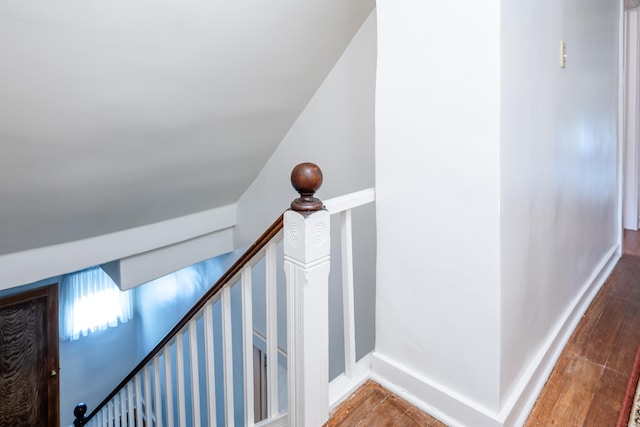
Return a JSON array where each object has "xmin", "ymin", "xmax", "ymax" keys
[{"xmin": 284, "ymin": 163, "xmax": 331, "ymax": 426}]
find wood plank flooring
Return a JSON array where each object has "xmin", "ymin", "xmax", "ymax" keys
[
  {"xmin": 526, "ymin": 234, "xmax": 640, "ymax": 426},
  {"xmin": 329, "ymin": 230, "xmax": 640, "ymax": 426},
  {"xmin": 328, "ymin": 380, "xmax": 445, "ymax": 426}
]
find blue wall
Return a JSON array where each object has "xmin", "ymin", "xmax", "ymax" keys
[
  {"xmin": 59, "ymin": 318, "xmax": 138, "ymax": 427},
  {"xmin": 134, "ymin": 252, "xmax": 232, "ymax": 359}
]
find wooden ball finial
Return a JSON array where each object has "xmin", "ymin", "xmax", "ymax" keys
[{"xmin": 290, "ymin": 162, "xmax": 324, "ymax": 212}]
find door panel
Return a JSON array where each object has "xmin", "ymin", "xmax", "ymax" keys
[{"xmin": 0, "ymin": 285, "xmax": 59, "ymax": 427}]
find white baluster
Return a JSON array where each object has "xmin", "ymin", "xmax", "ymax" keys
[
  {"xmin": 204, "ymin": 303, "xmax": 217, "ymax": 426},
  {"xmin": 164, "ymin": 345, "xmax": 174, "ymax": 427},
  {"xmin": 340, "ymin": 209, "xmax": 357, "ymax": 378},
  {"xmin": 241, "ymin": 267, "xmax": 255, "ymax": 426},
  {"xmin": 144, "ymin": 364, "xmax": 153, "ymax": 427},
  {"xmin": 189, "ymin": 319, "xmax": 202, "ymax": 427},
  {"xmin": 120, "ymin": 389, "xmax": 127, "ymax": 426},
  {"xmin": 135, "ymin": 373, "xmax": 143, "ymax": 427},
  {"xmin": 176, "ymin": 333, "xmax": 187, "ymax": 427},
  {"xmin": 265, "ymin": 242, "xmax": 279, "ymax": 418},
  {"xmin": 153, "ymin": 355, "xmax": 163, "ymax": 427},
  {"xmin": 108, "ymin": 400, "xmax": 114, "ymax": 427},
  {"xmin": 222, "ymin": 286, "xmax": 235, "ymax": 427},
  {"xmin": 102, "ymin": 406, "xmax": 108, "ymax": 427},
  {"xmin": 114, "ymin": 394, "xmax": 121, "ymax": 427},
  {"xmin": 284, "ymin": 207, "xmax": 331, "ymax": 426},
  {"xmin": 127, "ymin": 381, "xmax": 135, "ymax": 426}
]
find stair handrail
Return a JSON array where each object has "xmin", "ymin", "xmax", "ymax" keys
[
  {"xmin": 73, "ymin": 163, "xmax": 376, "ymax": 427},
  {"xmin": 77, "ymin": 211, "xmax": 284, "ymax": 423}
]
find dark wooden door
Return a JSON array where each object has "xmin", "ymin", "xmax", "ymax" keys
[{"xmin": 0, "ymin": 285, "xmax": 59, "ymax": 427}]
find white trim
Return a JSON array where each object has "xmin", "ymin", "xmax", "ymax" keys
[
  {"xmin": 284, "ymin": 209, "xmax": 331, "ymax": 426},
  {"xmin": 242, "ymin": 268, "xmax": 256, "ymax": 427},
  {"xmin": 252, "ymin": 330, "xmax": 288, "ymax": 359},
  {"xmin": 265, "ymin": 242, "xmax": 280, "ymax": 418},
  {"xmin": 340, "ymin": 209, "xmax": 357, "ymax": 378},
  {"xmin": 623, "ymin": 9, "xmax": 639, "ymax": 231},
  {"xmin": 254, "ymin": 413, "xmax": 288, "ymax": 427},
  {"xmin": 164, "ymin": 345, "xmax": 175, "ymax": 427},
  {"xmin": 106, "ymin": 227, "xmax": 234, "ymax": 290},
  {"xmin": 371, "ymin": 245, "xmax": 620, "ymax": 427},
  {"xmin": 222, "ymin": 287, "xmax": 236, "ymax": 427},
  {"xmin": 188, "ymin": 320, "xmax": 202, "ymax": 427},
  {"xmin": 371, "ymin": 353, "xmax": 500, "ymax": 427},
  {"xmin": 175, "ymin": 333, "xmax": 187, "ymax": 427},
  {"xmin": 0, "ymin": 203, "xmax": 237, "ymax": 291},
  {"xmin": 324, "ymin": 188, "xmax": 375, "ymax": 214},
  {"xmin": 501, "ymin": 245, "xmax": 620, "ymax": 426},
  {"xmin": 203, "ymin": 303, "xmax": 217, "ymax": 427},
  {"xmin": 328, "ymin": 352, "xmax": 372, "ymax": 409}
]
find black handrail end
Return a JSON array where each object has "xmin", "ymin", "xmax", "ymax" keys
[{"xmin": 73, "ymin": 402, "xmax": 88, "ymax": 427}]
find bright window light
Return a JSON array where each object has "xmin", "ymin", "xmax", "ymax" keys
[{"xmin": 60, "ymin": 266, "xmax": 133, "ymax": 341}]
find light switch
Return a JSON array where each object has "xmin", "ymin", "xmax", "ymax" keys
[{"xmin": 560, "ymin": 40, "xmax": 567, "ymax": 68}]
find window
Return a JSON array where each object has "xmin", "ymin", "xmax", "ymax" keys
[{"xmin": 60, "ymin": 266, "xmax": 133, "ymax": 341}]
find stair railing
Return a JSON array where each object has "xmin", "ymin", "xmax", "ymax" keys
[{"xmin": 73, "ymin": 163, "xmax": 375, "ymax": 427}]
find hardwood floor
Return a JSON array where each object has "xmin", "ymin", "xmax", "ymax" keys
[
  {"xmin": 526, "ymin": 232, "xmax": 640, "ymax": 426},
  {"xmin": 330, "ymin": 231, "xmax": 640, "ymax": 426},
  {"xmin": 328, "ymin": 380, "xmax": 445, "ymax": 427}
]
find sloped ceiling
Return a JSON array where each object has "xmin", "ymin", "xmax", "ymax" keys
[{"xmin": 0, "ymin": 0, "xmax": 374, "ymax": 256}]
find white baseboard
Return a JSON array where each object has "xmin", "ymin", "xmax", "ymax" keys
[
  {"xmin": 501, "ymin": 244, "xmax": 620, "ymax": 426},
  {"xmin": 371, "ymin": 244, "xmax": 620, "ymax": 427},
  {"xmin": 372, "ymin": 352, "xmax": 502, "ymax": 427},
  {"xmin": 329, "ymin": 353, "xmax": 373, "ymax": 410}
]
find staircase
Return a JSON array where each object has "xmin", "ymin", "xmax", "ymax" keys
[{"xmin": 73, "ymin": 163, "xmax": 375, "ymax": 427}]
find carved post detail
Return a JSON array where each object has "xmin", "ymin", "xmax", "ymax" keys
[
  {"xmin": 73, "ymin": 403, "xmax": 88, "ymax": 427},
  {"xmin": 285, "ymin": 163, "xmax": 331, "ymax": 426}
]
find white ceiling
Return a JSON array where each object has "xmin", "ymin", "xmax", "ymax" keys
[{"xmin": 0, "ymin": 0, "xmax": 375, "ymax": 256}]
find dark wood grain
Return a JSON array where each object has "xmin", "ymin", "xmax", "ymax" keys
[
  {"xmin": 0, "ymin": 284, "xmax": 59, "ymax": 427},
  {"xmin": 290, "ymin": 162, "xmax": 324, "ymax": 211},
  {"xmin": 527, "ymin": 242, "xmax": 640, "ymax": 426}
]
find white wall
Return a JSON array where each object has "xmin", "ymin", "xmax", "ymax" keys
[
  {"xmin": 374, "ymin": 0, "xmax": 502, "ymax": 423},
  {"xmin": 500, "ymin": 0, "xmax": 620, "ymax": 422},
  {"xmin": 374, "ymin": 1, "xmax": 621, "ymax": 426},
  {"xmin": 234, "ymin": 11, "xmax": 377, "ymax": 244},
  {"xmin": 235, "ymin": 11, "xmax": 377, "ymax": 380}
]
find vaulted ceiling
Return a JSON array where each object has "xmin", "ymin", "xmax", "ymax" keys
[{"xmin": 0, "ymin": 0, "xmax": 374, "ymax": 256}]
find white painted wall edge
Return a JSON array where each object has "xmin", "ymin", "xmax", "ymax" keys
[
  {"xmin": 0, "ymin": 203, "xmax": 237, "ymax": 291},
  {"xmin": 371, "ymin": 245, "xmax": 620, "ymax": 427},
  {"xmin": 111, "ymin": 228, "xmax": 235, "ymax": 290},
  {"xmin": 500, "ymin": 245, "xmax": 619, "ymax": 426},
  {"xmin": 623, "ymin": 10, "xmax": 639, "ymax": 230}
]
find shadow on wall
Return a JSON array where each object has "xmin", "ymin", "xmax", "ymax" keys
[{"xmin": 135, "ymin": 251, "xmax": 239, "ymax": 359}]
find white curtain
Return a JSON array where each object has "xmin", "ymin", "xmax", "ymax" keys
[{"xmin": 60, "ymin": 266, "xmax": 133, "ymax": 341}]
